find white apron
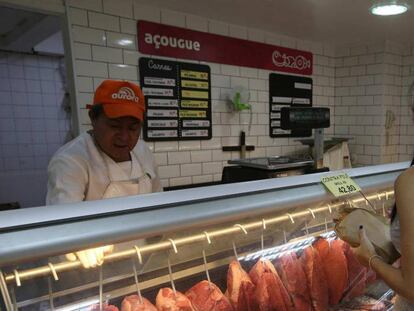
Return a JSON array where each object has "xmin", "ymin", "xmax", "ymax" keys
[{"xmin": 100, "ymin": 150, "xmax": 153, "ymax": 199}]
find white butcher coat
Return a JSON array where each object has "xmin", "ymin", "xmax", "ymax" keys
[{"xmin": 46, "ymin": 132, "xmax": 162, "ymax": 205}]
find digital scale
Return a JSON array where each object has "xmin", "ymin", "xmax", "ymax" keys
[
  {"xmin": 281, "ymin": 107, "xmax": 330, "ymax": 169},
  {"xmin": 224, "ymin": 107, "xmax": 330, "ymax": 183}
]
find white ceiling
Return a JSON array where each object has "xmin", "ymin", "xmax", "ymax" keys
[{"xmin": 137, "ymin": 0, "xmax": 414, "ymax": 46}]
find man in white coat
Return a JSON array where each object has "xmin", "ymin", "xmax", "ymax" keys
[{"xmin": 46, "ymin": 79, "xmax": 162, "ymax": 267}]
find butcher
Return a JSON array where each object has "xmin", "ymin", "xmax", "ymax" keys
[{"xmin": 46, "ymin": 80, "xmax": 162, "ymax": 268}]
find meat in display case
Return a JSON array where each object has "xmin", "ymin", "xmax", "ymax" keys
[{"xmin": 0, "ymin": 162, "xmax": 408, "ymax": 311}]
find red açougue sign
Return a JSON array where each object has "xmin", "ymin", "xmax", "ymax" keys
[{"xmin": 137, "ymin": 20, "xmax": 312, "ymax": 75}]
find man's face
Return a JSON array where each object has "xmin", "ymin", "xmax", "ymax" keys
[{"xmin": 91, "ymin": 113, "xmax": 141, "ymax": 162}]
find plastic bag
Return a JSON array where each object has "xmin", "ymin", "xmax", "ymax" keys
[{"xmin": 334, "ymin": 207, "xmax": 400, "ymax": 264}]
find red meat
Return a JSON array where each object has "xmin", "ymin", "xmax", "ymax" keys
[
  {"xmin": 186, "ymin": 280, "xmax": 234, "ymax": 311},
  {"xmin": 226, "ymin": 260, "xmax": 256, "ymax": 311},
  {"xmin": 156, "ymin": 288, "xmax": 195, "ymax": 311},
  {"xmin": 342, "ymin": 242, "xmax": 367, "ymax": 300},
  {"xmin": 121, "ymin": 295, "xmax": 157, "ymax": 311},
  {"xmin": 277, "ymin": 252, "xmax": 313, "ymax": 311},
  {"xmin": 249, "ymin": 259, "xmax": 293, "ymax": 311},
  {"xmin": 313, "ymin": 238, "xmax": 348, "ymax": 305},
  {"xmin": 301, "ymin": 246, "xmax": 329, "ymax": 311}
]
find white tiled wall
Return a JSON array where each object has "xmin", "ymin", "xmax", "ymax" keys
[
  {"xmin": 6, "ymin": 0, "xmax": 414, "ymax": 190},
  {"xmin": 68, "ymin": 1, "xmax": 335, "ymax": 187},
  {"xmin": 333, "ymin": 42, "xmax": 413, "ymax": 166},
  {"xmin": 0, "ymin": 51, "xmax": 70, "ymax": 206},
  {"xmin": 0, "ymin": 52, "xmax": 70, "ymax": 172},
  {"xmin": 399, "ymin": 46, "xmax": 414, "ymax": 161}
]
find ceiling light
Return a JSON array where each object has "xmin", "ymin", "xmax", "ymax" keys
[{"xmin": 370, "ymin": 1, "xmax": 409, "ymax": 16}]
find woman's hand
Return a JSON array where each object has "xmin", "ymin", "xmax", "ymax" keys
[
  {"xmin": 66, "ymin": 245, "xmax": 114, "ymax": 268},
  {"xmin": 351, "ymin": 225, "xmax": 377, "ymax": 267}
]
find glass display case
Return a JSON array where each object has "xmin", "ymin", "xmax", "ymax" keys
[{"xmin": 0, "ymin": 162, "xmax": 408, "ymax": 311}]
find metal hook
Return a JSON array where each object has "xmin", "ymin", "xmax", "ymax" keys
[
  {"xmin": 0, "ymin": 270, "xmax": 13, "ymax": 311},
  {"xmin": 168, "ymin": 238, "xmax": 178, "ymax": 254},
  {"xmin": 286, "ymin": 213, "xmax": 295, "ymax": 224},
  {"xmin": 283, "ymin": 229, "xmax": 287, "ymax": 244},
  {"xmin": 10, "ymin": 287, "xmax": 17, "ymax": 311},
  {"xmin": 327, "ymin": 203, "xmax": 332, "ymax": 214},
  {"xmin": 324, "ymin": 217, "xmax": 329, "ymax": 233},
  {"xmin": 48, "ymin": 263, "xmax": 59, "ymax": 281},
  {"xmin": 308, "ymin": 208, "xmax": 316, "ymax": 219},
  {"xmin": 134, "ymin": 245, "xmax": 143, "ymax": 265},
  {"xmin": 13, "ymin": 270, "xmax": 21, "ymax": 287},
  {"xmin": 377, "ymin": 193, "xmax": 382, "ymax": 201},
  {"xmin": 304, "ymin": 220, "xmax": 309, "ymax": 237},
  {"xmin": 232, "ymin": 241, "xmax": 239, "ymax": 261},
  {"xmin": 99, "ymin": 265, "xmax": 103, "ymax": 311},
  {"xmin": 203, "ymin": 231, "xmax": 212, "ymax": 245},
  {"xmin": 131, "ymin": 259, "xmax": 143, "ymax": 304},
  {"xmin": 202, "ymin": 249, "xmax": 212, "ymax": 291},
  {"xmin": 47, "ymin": 277, "xmax": 55, "ymax": 310},
  {"xmin": 234, "ymin": 224, "xmax": 248, "ymax": 234},
  {"xmin": 261, "ymin": 219, "xmax": 266, "ymax": 252},
  {"xmin": 385, "ymin": 191, "xmax": 389, "ymax": 200},
  {"xmin": 167, "ymin": 257, "xmax": 177, "ymax": 297}
]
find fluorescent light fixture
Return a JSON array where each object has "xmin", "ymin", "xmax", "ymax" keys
[{"xmin": 370, "ymin": 0, "xmax": 409, "ymax": 15}]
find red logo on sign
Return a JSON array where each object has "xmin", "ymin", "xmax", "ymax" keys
[{"xmin": 137, "ymin": 20, "xmax": 312, "ymax": 75}]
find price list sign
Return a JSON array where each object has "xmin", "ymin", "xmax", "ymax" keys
[
  {"xmin": 321, "ymin": 173, "xmax": 361, "ymax": 197},
  {"xmin": 139, "ymin": 57, "xmax": 212, "ymax": 141},
  {"xmin": 269, "ymin": 73, "xmax": 313, "ymax": 138}
]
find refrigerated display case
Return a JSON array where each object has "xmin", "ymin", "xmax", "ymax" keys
[{"xmin": 0, "ymin": 162, "xmax": 408, "ymax": 311}]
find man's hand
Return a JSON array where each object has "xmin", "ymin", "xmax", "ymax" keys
[
  {"xmin": 66, "ymin": 245, "xmax": 114, "ymax": 268},
  {"xmin": 351, "ymin": 226, "xmax": 377, "ymax": 267}
]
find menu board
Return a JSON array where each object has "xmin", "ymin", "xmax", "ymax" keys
[
  {"xmin": 269, "ymin": 73, "xmax": 313, "ymax": 138},
  {"xmin": 139, "ymin": 57, "xmax": 212, "ymax": 141}
]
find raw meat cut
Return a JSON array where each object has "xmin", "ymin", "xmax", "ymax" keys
[
  {"xmin": 338, "ymin": 295, "xmax": 387, "ymax": 310},
  {"xmin": 313, "ymin": 238, "xmax": 348, "ymax": 305},
  {"xmin": 186, "ymin": 280, "xmax": 234, "ymax": 311},
  {"xmin": 342, "ymin": 242, "xmax": 367, "ymax": 300},
  {"xmin": 226, "ymin": 260, "xmax": 256, "ymax": 311},
  {"xmin": 276, "ymin": 252, "xmax": 313, "ymax": 311},
  {"xmin": 121, "ymin": 295, "xmax": 157, "ymax": 311},
  {"xmin": 156, "ymin": 288, "xmax": 195, "ymax": 311},
  {"xmin": 90, "ymin": 303, "xmax": 119, "ymax": 311},
  {"xmin": 249, "ymin": 258, "xmax": 293, "ymax": 311},
  {"xmin": 301, "ymin": 246, "xmax": 329, "ymax": 311}
]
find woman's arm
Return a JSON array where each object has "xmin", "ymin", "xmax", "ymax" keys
[
  {"xmin": 352, "ymin": 169, "xmax": 414, "ymax": 302},
  {"xmin": 390, "ymin": 170, "xmax": 414, "ymax": 300}
]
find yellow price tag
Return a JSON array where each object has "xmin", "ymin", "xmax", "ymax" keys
[
  {"xmin": 180, "ymin": 100, "xmax": 208, "ymax": 108},
  {"xmin": 181, "ymin": 90, "xmax": 209, "ymax": 99},
  {"xmin": 321, "ymin": 173, "xmax": 361, "ymax": 197},
  {"xmin": 179, "ymin": 110, "xmax": 207, "ymax": 118},
  {"xmin": 181, "ymin": 80, "xmax": 209, "ymax": 89},
  {"xmin": 181, "ymin": 70, "xmax": 209, "ymax": 80}
]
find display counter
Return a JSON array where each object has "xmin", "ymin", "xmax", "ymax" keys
[{"xmin": 0, "ymin": 162, "xmax": 408, "ymax": 310}]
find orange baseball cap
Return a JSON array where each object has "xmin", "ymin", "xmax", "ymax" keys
[{"xmin": 86, "ymin": 80, "xmax": 145, "ymax": 121}]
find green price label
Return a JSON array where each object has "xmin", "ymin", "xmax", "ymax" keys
[{"xmin": 321, "ymin": 173, "xmax": 361, "ymax": 197}]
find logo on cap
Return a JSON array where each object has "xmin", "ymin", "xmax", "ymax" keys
[{"xmin": 111, "ymin": 87, "xmax": 139, "ymax": 102}]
